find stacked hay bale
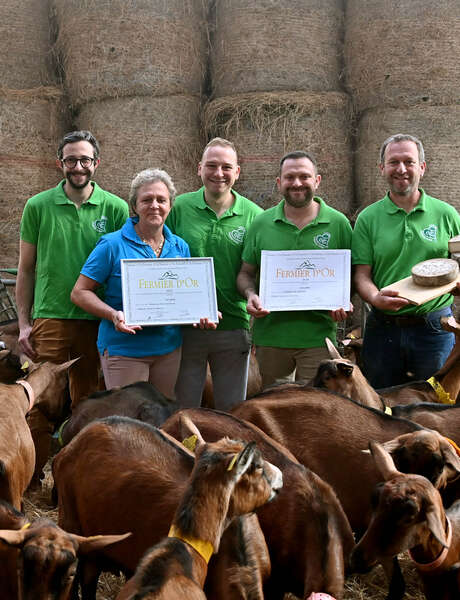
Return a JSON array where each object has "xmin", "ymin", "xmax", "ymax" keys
[
  {"xmin": 345, "ymin": 0, "xmax": 460, "ymax": 210},
  {"xmin": 0, "ymin": 0, "xmax": 67, "ymax": 268},
  {"xmin": 206, "ymin": 0, "xmax": 353, "ymax": 213},
  {"xmin": 54, "ymin": 0, "xmax": 207, "ymax": 199}
]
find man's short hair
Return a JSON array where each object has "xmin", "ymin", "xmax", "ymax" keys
[
  {"xmin": 57, "ymin": 130, "xmax": 100, "ymax": 160},
  {"xmin": 279, "ymin": 150, "xmax": 318, "ymax": 174},
  {"xmin": 128, "ymin": 168, "xmax": 177, "ymax": 213},
  {"xmin": 379, "ymin": 134, "xmax": 425, "ymax": 164},
  {"xmin": 202, "ymin": 137, "xmax": 238, "ymax": 162}
]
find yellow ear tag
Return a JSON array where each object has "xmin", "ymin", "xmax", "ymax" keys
[
  {"xmin": 182, "ymin": 434, "xmax": 198, "ymax": 452},
  {"xmin": 227, "ymin": 453, "xmax": 238, "ymax": 471},
  {"xmin": 384, "ymin": 406, "xmax": 393, "ymax": 416},
  {"xmin": 20, "ymin": 522, "xmax": 31, "ymax": 531},
  {"xmin": 21, "ymin": 361, "xmax": 29, "ymax": 371}
]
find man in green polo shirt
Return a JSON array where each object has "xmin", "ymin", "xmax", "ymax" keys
[
  {"xmin": 16, "ymin": 130, "xmax": 128, "ymax": 482},
  {"xmin": 166, "ymin": 137, "xmax": 263, "ymax": 410},
  {"xmin": 237, "ymin": 150, "xmax": 352, "ymax": 387},
  {"xmin": 352, "ymin": 133, "xmax": 460, "ymax": 388}
]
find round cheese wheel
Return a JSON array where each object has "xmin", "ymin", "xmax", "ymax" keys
[{"xmin": 411, "ymin": 258, "xmax": 459, "ymax": 287}]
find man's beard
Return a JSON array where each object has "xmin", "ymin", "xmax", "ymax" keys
[
  {"xmin": 284, "ymin": 187, "xmax": 314, "ymax": 208},
  {"xmin": 66, "ymin": 172, "xmax": 91, "ymax": 190}
]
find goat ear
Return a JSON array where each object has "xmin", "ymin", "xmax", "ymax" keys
[
  {"xmin": 0, "ymin": 529, "xmax": 27, "ymax": 547},
  {"xmin": 425, "ymin": 505, "xmax": 449, "ymax": 548},
  {"xmin": 337, "ymin": 361, "xmax": 354, "ymax": 377},
  {"xmin": 179, "ymin": 415, "xmax": 205, "ymax": 452},
  {"xmin": 369, "ymin": 440, "xmax": 400, "ymax": 481},
  {"xmin": 325, "ymin": 337, "xmax": 341, "ymax": 359},
  {"xmin": 232, "ymin": 441, "xmax": 257, "ymax": 478},
  {"xmin": 73, "ymin": 532, "xmax": 132, "ymax": 555},
  {"xmin": 58, "ymin": 357, "xmax": 80, "ymax": 371}
]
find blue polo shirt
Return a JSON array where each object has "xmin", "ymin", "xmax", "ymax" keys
[{"xmin": 81, "ymin": 217, "xmax": 190, "ymax": 356}]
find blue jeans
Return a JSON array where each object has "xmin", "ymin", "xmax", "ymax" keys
[{"xmin": 362, "ymin": 306, "xmax": 454, "ymax": 389}]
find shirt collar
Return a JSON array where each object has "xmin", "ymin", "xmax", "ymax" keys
[
  {"xmin": 273, "ymin": 197, "xmax": 330, "ymax": 224},
  {"xmin": 383, "ymin": 188, "xmax": 427, "ymax": 214},
  {"xmin": 54, "ymin": 180, "xmax": 100, "ymax": 205},
  {"xmin": 123, "ymin": 216, "xmax": 176, "ymax": 247},
  {"xmin": 196, "ymin": 186, "xmax": 243, "ymax": 216}
]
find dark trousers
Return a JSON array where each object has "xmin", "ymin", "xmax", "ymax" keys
[{"xmin": 362, "ymin": 306, "xmax": 455, "ymax": 389}]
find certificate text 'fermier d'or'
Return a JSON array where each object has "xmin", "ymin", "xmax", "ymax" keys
[
  {"xmin": 275, "ymin": 267, "xmax": 336, "ymax": 279},
  {"xmin": 138, "ymin": 277, "xmax": 199, "ymax": 289}
]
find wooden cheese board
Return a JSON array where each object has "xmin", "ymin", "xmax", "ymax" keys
[{"xmin": 381, "ymin": 273, "xmax": 460, "ymax": 306}]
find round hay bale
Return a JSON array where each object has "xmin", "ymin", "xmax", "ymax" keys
[
  {"xmin": 204, "ymin": 92, "xmax": 354, "ymax": 215},
  {"xmin": 0, "ymin": 1, "xmax": 53, "ymax": 89},
  {"xmin": 54, "ymin": 0, "xmax": 207, "ymax": 106},
  {"xmin": 0, "ymin": 87, "xmax": 68, "ymax": 269},
  {"xmin": 345, "ymin": 0, "xmax": 460, "ymax": 111},
  {"xmin": 355, "ymin": 104, "xmax": 460, "ymax": 212},
  {"xmin": 76, "ymin": 94, "xmax": 203, "ymax": 200},
  {"xmin": 211, "ymin": 0, "xmax": 344, "ymax": 97}
]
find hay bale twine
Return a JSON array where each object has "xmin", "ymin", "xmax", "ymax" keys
[
  {"xmin": 54, "ymin": 0, "xmax": 207, "ymax": 107},
  {"xmin": 211, "ymin": 0, "xmax": 344, "ymax": 98},
  {"xmin": 0, "ymin": 0, "xmax": 53, "ymax": 89},
  {"xmin": 204, "ymin": 92, "xmax": 353, "ymax": 214},
  {"xmin": 355, "ymin": 104, "xmax": 460, "ymax": 211},
  {"xmin": 0, "ymin": 87, "xmax": 68, "ymax": 268},
  {"xmin": 76, "ymin": 95, "xmax": 203, "ymax": 200},
  {"xmin": 345, "ymin": 0, "xmax": 460, "ymax": 112}
]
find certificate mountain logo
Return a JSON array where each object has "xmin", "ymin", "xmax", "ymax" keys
[
  {"xmin": 421, "ymin": 224, "xmax": 437, "ymax": 242},
  {"xmin": 92, "ymin": 215, "xmax": 108, "ymax": 233},
  {"xmin": 159, "ymin": 271, "xmax": 179, "ymax": 280},
  {"xmin": 313, "ymin": 232, "xmax": 331, "ymax": 249},
  {"xmin": 228, "ymin": 226, "xmax": 246, "ymax": 245}
]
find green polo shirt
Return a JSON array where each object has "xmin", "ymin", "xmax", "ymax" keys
[
  {"xmin": 352, "ymin": 189, "xmax": 460, "ymax": 315},
  {"xmin": 20, "ymin": 180, "xmax": 129, "ymax": 319},
  {"xmin": 242, "ymin": 197, "xmax": 352, "ymax": 348},
  {"xmin": 166, "ymin": 187, "xmax": 263, "ymax": 330}
]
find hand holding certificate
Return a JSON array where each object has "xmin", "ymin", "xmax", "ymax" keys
[
  {"xmin": 121, "ymin": 257, "xmax": 219, "ymax": 326},
  {"xmin": 259, "ymin": 249, "xmax": 351, "ymax": 312}
]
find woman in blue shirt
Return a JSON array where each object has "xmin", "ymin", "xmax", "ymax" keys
[{"xmin": 71, "ymin": 168, "xmax": 191, "ymax": 398}]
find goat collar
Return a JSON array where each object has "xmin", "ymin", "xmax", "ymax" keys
[
  {"xmin": 168, "ymin": 525, "xmax": 214, "ymax": 564},
  {"xmin": 409, "ymin": 516, "xmax": 452, "ymax": 571},
  {"xmin": 15, "ymin": 379, "xmax": 35, "ymax": 412},
  {"xmin": 426, "ymin": 377, "xmax": 454, "ymax": 404},
  {"xmin": 379, "ymin": 396, "xmax": 392, "ymax": 415}
]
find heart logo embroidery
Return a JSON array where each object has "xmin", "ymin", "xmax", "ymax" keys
[
  {"xmin": 92, "ymin": 215, "xmax": 108, "ymax": 233},
  {"xmin": 421, "ymin": 224, "xmax": 437, "ymax": 242},
  {"xmin": 228, "ymin": 226, "xmax": 246, "ymax": 245},
  {"xmin": 314, "ymin": 232, "xmax": 331, "ymax": 249}
]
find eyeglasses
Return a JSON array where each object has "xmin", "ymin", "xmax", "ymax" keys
[{"xmin": 61, "ymin": 156, "xmax": 96, "ymax": 168}]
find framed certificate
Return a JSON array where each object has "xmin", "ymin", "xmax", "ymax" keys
[
  {"xmin": 121, "ymin": 258, "xmax": 219, "ymax": 326},
  {"xmin": 259, "ymin": 249, "xmax": 351, "ymax": 311}
]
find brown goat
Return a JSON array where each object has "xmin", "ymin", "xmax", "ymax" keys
[
  {"xmin": 232, "ymin": 388, "xmax": 460, "ymax": 600},
  {"xmin": 351, "ymin": 440, "xmax": 460, "ymax": 600},
  {"xmin": 0, "ymin": 358, "xmax": 76, "ymax": 509},
  {"xmin": 162, "ymin": 407, "xmax": 355, "ymax": 600},
  {"xmin": 114, "ymin": 417, "xmax": 282, "ymax": 600},
  {"xmin": 0, "ymin": 516, "xmax": 130, "ymax": 600},
  {"xmin": 53, "ymin": 417, "xmax": 279, "ymax": 600},
  {"xmin": 59, "ymin": 381, "xmax": 179, "ymax": 446},
  {"xmin": 0, "ymin": 348, "xmax": 24, "ymax": 383}
]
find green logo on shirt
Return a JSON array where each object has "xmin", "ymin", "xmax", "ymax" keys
[
  {"xmin": 421, "ymin": 224, "xmax": 437, "ymax": 241},
  {"xmin": 228, "ymin": 226, "xmax": 246, "ymax": 245},
  {"xmin": 92, "ymin": 215, "xmax": 108, "ymax": 233},
  {"xmin": 313, "ymin": 232, "xmax": 331, "ymax": 249}
]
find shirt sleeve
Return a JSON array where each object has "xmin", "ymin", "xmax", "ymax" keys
[
  {"xmin": 241, "ymin": 221, "xmax": 260, "ymax": 266},
  {"xmin": 80, "ymin": 237, "xmax": 114, "ymax": 284},
  {"xmin": 114, "ymin": 200, "xmax": 129, "ymax": 229},
  {"xmin": 352, "ymin": 212, "xmax": 373, "ymax": 265},
  {"xmin": 19, "ymin": 199, "xmax": 40, "ymax": 245}
]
